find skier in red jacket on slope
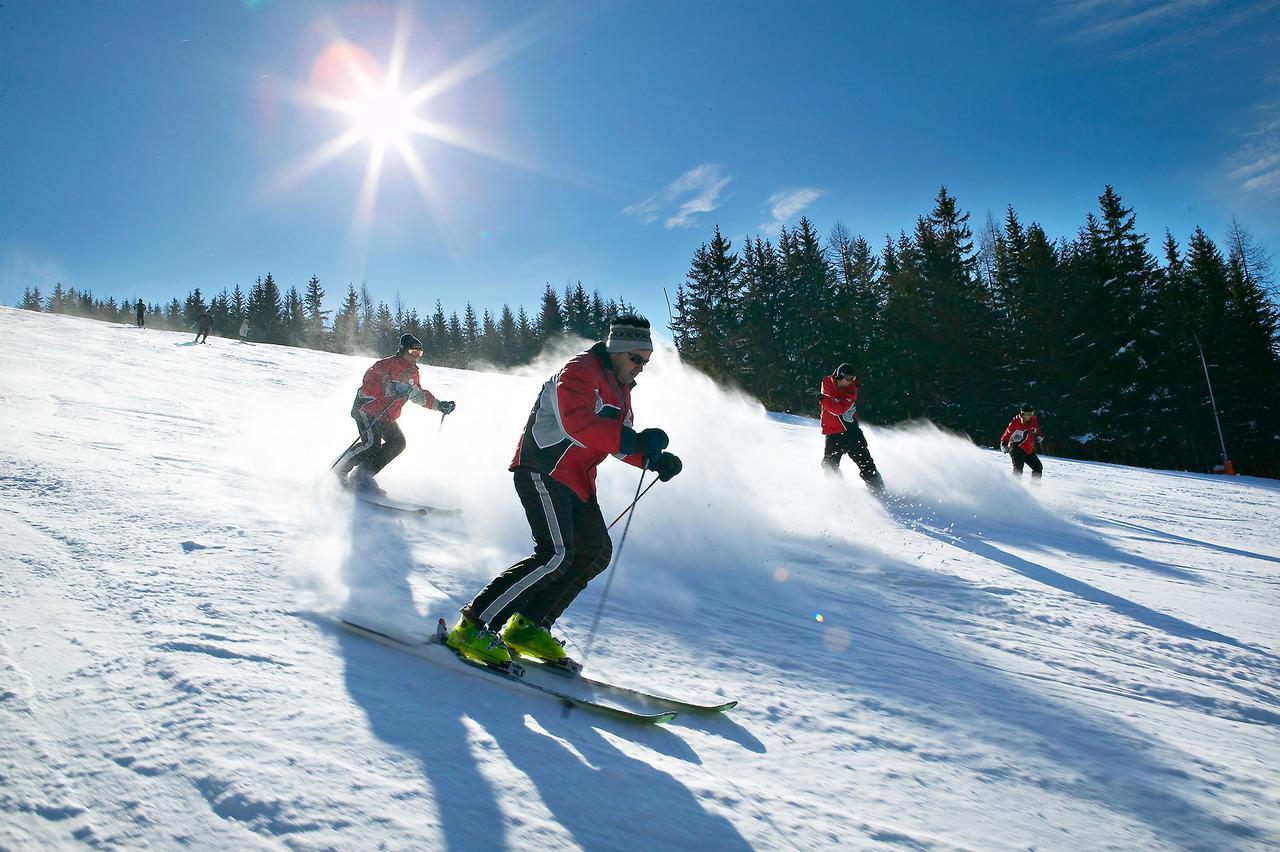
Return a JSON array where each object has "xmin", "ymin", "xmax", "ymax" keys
[
  {"xmin": 446, "ymin": 314, "xmax": 683, "ymax": 666},
  {"xmin": 819, "ymin": 363, "xmax": 883, "ymax": 492},
  {"xmin": 1000, "ymin": 403, "xmax": 1044, "ymax": 478},
  {"xmin": 334, "ymin": 333, "xmax": 455, "ymax": 495}
]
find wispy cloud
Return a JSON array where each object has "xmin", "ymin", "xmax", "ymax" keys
[
  {"xmin": 622, "ymin": 163, "xmax": 732, "ymax": 229},
  {"xmin": 1049, "ymin": 0, "xmax": 1280, "ymax": 58},
  {"xmin": 1228, "ymin": 100, "xmax": 1280, "ymax": 198},
  {"xmin": 759, "ymin": 187, "xmax": 825, "ymax": 235}
]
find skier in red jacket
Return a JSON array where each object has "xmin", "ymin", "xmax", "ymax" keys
[
  {"xmin": 334, "ymin": 333, "xmax": 455, "ymax": 495},
  {"xmin": 1000, "ymin": 403, "xmax": 1044, "ymax": 477},
  {"xmin": 446, "ymin": 315, "xmax": 683, "ymax": 666},
  {"xmin": 819, "ymin": 363, "xmax": 882, "ymax": 491}
]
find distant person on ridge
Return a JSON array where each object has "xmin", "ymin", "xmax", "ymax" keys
[
  {"xmin": 135, "ymin": 299, "xmax": 145, "ymax": 328},
  {"xmin": 819, "ymin": 363, "xmax": 883, "ymax": 492},
  {"xmin": 194, "ymin": 311, "xmax": 213, "ymax": 344},
  {"xmin": 334, "ymin": 333, "xmax": 455, "ymax": 495},
  {"xmin": 238, "ymin": 318, "xmax": 249, "ymax": 343},
  {"xmin": 445, "ymin": 314, "xmax": 683, "ymax": 667},
  {"xmin": 1000, "ymin": 403, "xmax": 1044, "ymax": 478}
]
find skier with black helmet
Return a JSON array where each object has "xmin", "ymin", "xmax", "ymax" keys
[
  {"xmin": 334, "ymin": 333, "xmax": 455, "ymax": 495},
  {"xmin": 819, "ymin": 363, "xmax": 882, "ymax": 491},
  {"xmin": 1000, "ymin": 403, "xmax": 1045, "ymax": 478}
]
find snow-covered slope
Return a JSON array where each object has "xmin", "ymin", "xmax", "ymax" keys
[{"xmin": 2, "ymin": 306, "xmax": 1277, "ymax": 850}]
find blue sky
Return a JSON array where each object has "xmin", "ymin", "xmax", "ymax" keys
[{"xmin": 2, "ymin": 1, "xmax": 1278, "ymax": 329}]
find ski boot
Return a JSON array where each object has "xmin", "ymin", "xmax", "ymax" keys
[
  {"xmin": 350, "ymin": 467, "xmax": 387, "ymax": 496},
  {"xmin": 445, "ymin": 616, "xmax": 512, "ymax": 666},
  {"xmin": 500, "ymin": 613, "xmax": 569, "ymax": 663}
]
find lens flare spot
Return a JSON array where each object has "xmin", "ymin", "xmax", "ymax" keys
[
  {"xmin": 773, "ymin": 566, "xmax": 789, "ymax": 583},
  {"xmin": 812, "ymin": 611, "xmax": 824, "ymax": 623}
]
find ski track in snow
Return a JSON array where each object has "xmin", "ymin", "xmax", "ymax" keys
[{"xmin": 1, "ymin": 306, "xmax": 1278, "ymax": 850}]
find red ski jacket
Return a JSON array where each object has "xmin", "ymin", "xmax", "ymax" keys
[
  {"xmin": 510, "ymin": 342, "xmax": 647, "ymax": 501},
  {"xmin": 1001, "ymin": 414, "xmax": 1042, "ymax": 455},
  {"xmin": 819, "ymin": 374, "xmax": 861, "ymax": 436},
  {"xmin": 352, "ymin": 355, "xmax": 437, "ymax": 421}
]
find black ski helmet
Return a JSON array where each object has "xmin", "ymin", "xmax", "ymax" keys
[
  {"xmin": 833, "ymin": 363, "xmax": 854, "ymax": 379},
  {"xmin": 399, "ymin": 333, "xmax": 423, "ymax": 351},
  {"xmin": 1018, "ymin": 402, "xmax": 1035, "ymax": 414}
]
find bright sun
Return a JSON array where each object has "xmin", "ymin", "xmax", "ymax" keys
[
  {"xmin": 352, "ymin": 87, "xmax": 415, "ymax": 148},
  {"xmin": 275, "ymin": 6, "xmax": 557, "ymax": 256}
]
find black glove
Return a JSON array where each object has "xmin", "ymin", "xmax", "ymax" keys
[
  {"xmin": 619, "ymin": 427, "xmax": 668, "ymax": 460},
  {"xmin": 1000, "ymin": 442, "xmax": 1010, "ymax": 454},
  {"xmin": 651, "ymin": 451, "xmax": 682, "ymax": 482},
  {"xmin": 436, "ymin": 400, "xmax": 456, "ymax": 415}
]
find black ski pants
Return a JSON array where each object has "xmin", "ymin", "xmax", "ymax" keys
[
  {"xmin": 464, "ymin": 469, "xmax": 613, "ymax": 632},
  {"xmin": 1010, "ymin": 445, "xmax": 1043, "ymax": 477},
  {"xmin": 822, "ymin": 423, "xmax": 879, "ymax": 481},
  {"xmin": 338, "ymin": 410, "xmax": 407, "ymax": 476}
]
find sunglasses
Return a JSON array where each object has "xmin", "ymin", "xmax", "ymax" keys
[{"xmin": 628, "ymin": 354, "xmax": 650, "ymax": 366}]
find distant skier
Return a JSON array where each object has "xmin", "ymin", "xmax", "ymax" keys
[
  {"xmin": 1000, "ymin": 403, "xmax": 1044, "ymax": 478},
  {"xmin": 194, "ymin": 311, "xmax": 213, "ymax": 344},
  {"xmin": 445, "ymin": 314, "xmax": 682, "ymax": 666},
  {"xmin": 135, "ymin": 299, "xmax": 145, "ymax": 328},
  {"xmin": 819, "ymin": 363, "xmax": 882, "ymax": 491},
  {"xmin": 334, "ymin": 333, "xmax": 454, "ymax": 495},
  {"xmin": 238, "ymin": 318, "xmax": 249, "ymax": 343}
]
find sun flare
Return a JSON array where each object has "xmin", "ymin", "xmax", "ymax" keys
[
  {"xmin": 352, "ymin": 87, "xmax": 415, "ymax": 149},
  {"xmin": 273, "ymin": 6, "xmax": 567, "ymax": 261}
]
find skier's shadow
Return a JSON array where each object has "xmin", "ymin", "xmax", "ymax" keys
[
  {"xmin": 881, "ymin": 500, "xmax": 1263, "ymax": 651},
  {"xmin": 335, "ymin": 504, "xmax": 750, "ymax": 849}
]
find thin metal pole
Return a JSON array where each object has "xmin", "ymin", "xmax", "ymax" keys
[
  {"xmin": 330, "ymin": 393, "xmax": 404, "ymax": 470},
  {"xmin": 578, "ymin": 468, "xmax": 648, "ymax": 666},
  {"xmin": 607, "ymin": 478, "xmax": 660, "ymax": 530},
  {"xmin": 1193, "ymin": 334, "xmax": 1230, "ymax": 465}
]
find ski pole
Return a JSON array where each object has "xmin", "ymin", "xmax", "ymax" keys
[
  {"xmin": 607, "ymin": 477, "xmax": 660, "ymax": 530},
  {"xmin": 330, "ymin": 391, "xmax": 407, "ymax": 470},
  {"xmin": 578, "ymin": 467, "xmax": 648, "ymax": 666}
]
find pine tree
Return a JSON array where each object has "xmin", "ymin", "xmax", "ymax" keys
[
  {"xmin": 21, "ymin": 287, "xmax": 43, "ymax": 311},
  {"xmin": 677, "ymin": 225, "xmax": 742, "ymax": 384},
  {"xmin": 182, "ymin": 288, "xmax": 207, "ymax": 327},
  {"xmin": 283, "ymin": 286, "xmax": 307, "ymax": 344},
  {"xmin": 462, "ymin": 303, "xmax": 480, "ymax": 366},
  {"xmin": 359, "ymin": 284, "xmax": 377, "ymax": 351},
  {"xmin": 536, "ymin": 284, "xmax": 564, "ymax": 347},
  {"xmin": 209, "ymin": 288, "xmax": 233, "ymax": 337},
  {"xmin": 373, "ymin": 302, "xmax": 395, "ymax": 351},
  {"xmin": 334, "ymin": 284, "xmax": 361, "ymax": 353},
  {"xmin": 737, "ymin": 237, "xmax": 787, "ymax": 405},
  {"xmin": 1221, "ymin": 222, "xmax": 1280, "ymax": 474},
  {"xmin": 516, "ymin": 306, "xmax": 535, "ymax": 363},
  {"xmin": 1060, "ymin": 187, "xmax": 1160, "ymax": 463},
  {"xmin": 304, "ymin": 275, "xmax": 328, "ymax": 348},
  {"xmin": 248, "ymin": 274, "xmax": 284, "ymax": 343},
  {"xmin": 499, "ymin": 304, "xmax": 518, "ymax": 365},
  {"xmin": 431, "ymin": 301, "xmax": 449, "ymax": 364}
]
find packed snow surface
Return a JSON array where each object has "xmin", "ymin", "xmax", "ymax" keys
[{"xmin": 2, "ymin": 307, "xmax": 1278, "ymax": 850}]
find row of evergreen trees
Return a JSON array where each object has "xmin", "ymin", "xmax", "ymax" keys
[
  {"xmin": 18, "ymin": 277, "xmax": 634, "ymax": 370},
  {"xmin": 672, "ymin": 185, "xmax": 1280, "ymax": 477}
]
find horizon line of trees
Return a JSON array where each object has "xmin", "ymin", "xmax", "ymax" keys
[
  {"xmin": 16, "ymin": 277, "xmax": 635, "ymax": 370},
  {"xmin": 14, "ymin": 183, "xmax": 1279, "ymax": 477},
  {"xmin": 672, "ymin": 184, "xmax": 1280, "ymax": 477}
]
